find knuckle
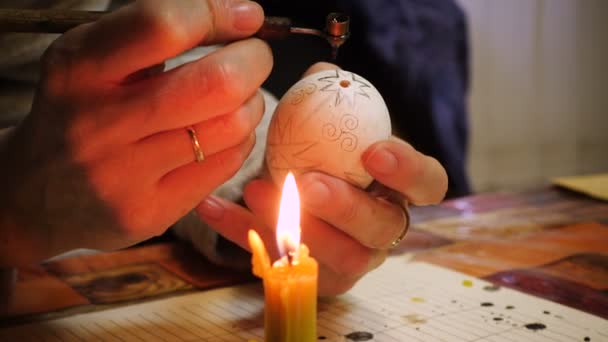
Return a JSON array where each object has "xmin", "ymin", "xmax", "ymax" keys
[
  {"xmin": 406, "ymin": 151, "xmax": 425, "ymax": 185},
  {"xmin": 250, "ymin": 38, "xmax": 274, "ymax": 71},
  {"xmin": 137, "ymin": 1, "xmax": 190, "ymax": 47},
  {"xmin": 338, "ymin": 245, "xmax": 373, "ymax": 277},
  {"xmin": 211, "ymin": 144, "xmax": 248, "ymax": 175},
  {"xmin": 40, "ymin": 38, "xmax": 79, "ymax": 93},
  {"xmin": 211, "ymin": 60, "xmax": 248, "ymax": 101},
  {"xmin": 207, "ymin": 0, "xmax": 223, "ymax": 36},
  {"xmin": 222, "ymin": 108, "xmax": 254, "ymax": 142},
  {"xmin": 339, "ymin": 193, "xmax": 359, "ymax": 225},
  {"xmin": 250, "ymin": 91, "xmax": 266, "ymax": 124}
]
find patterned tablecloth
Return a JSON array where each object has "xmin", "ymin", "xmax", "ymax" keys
[{"xmin": 2, "ymin": 186, "xmax": 607, "ymax": 326}]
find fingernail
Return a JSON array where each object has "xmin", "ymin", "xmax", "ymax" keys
[
  {"xmin": 364, "ymin": 147, "xmax": 398, "ymax": 175},
  {"xmin": 299, "ymin": 176, "xmax": 330, "ymax": 207},
  {"xmin": 230, "ymin": 0, "xmax": 263, "ymax": 32},
  {"xmin": 198, "ymin": 196, "xmax": 224, "ymax": 220}
]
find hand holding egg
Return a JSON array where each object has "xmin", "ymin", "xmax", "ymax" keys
[{"xmin": 198, "ymin": 63, "xmax": 448, "ymax": 296}]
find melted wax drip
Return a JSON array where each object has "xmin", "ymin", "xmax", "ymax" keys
[
  {"xmin": 345, "ymin": 331, "xmax": 374, "ymax": 341},
  {"xmin": 524, "ymin": 323, "xmax": 547, "ymax": 331},
  {"xmin": 483, "ymin": 284, "xmax": 501, "ymax": 291}
]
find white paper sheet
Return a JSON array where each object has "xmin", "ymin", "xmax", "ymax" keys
[{"xmin": 2, "ymin": 259, "xmax": 607, "ymax": 341}]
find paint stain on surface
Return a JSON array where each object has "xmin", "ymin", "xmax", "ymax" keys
[
  {"xmin": 411, "ymin": 297, "xmax": 426, "ymax": 303},
  {"xmin": 483, "ymin": 284, "xmax": 501, "ymax": 291},
  {"xmin": 345, "ymin": 331, "xmax": 374, "ymax": 341},
  {"xmin": 481, "ymin": 302, "xmax": 494, "ymax": 307},
  {"xmin": 524, "ymin": 323, "xmax": 547, "ymax": 331},
  {"xmin": 402, "ymin": 314, "xmax": 427, "ymax": 324},
  {"xmin": 462, "ymin": 279, "xmax": 473, "ymax": 287}
]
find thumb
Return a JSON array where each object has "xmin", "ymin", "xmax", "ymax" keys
[{"xmin": 57, "ymin": 0, "xmax": 264, "ymax": 82}]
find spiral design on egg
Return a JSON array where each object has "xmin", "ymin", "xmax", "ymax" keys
[
  {"xmin": 322, "ymin": 123, "xmax": 340, "ymax": 141},
  {"xmin": 340, "ymin": 132, "xmax": 358, "ymax": 152},
  {"xmin": 321, "ymin": 114, "xmax": 359, "ymax": 152},
  {"xmin": 341, "ymin": 114, "xmax": 359, "ymax": 130},
  {"xmin": 290, "ymin": 83, "xmax": 317, "ymax": 105}
]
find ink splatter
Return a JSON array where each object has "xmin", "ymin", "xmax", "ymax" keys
[
  {"xmin": 402, "ymin": 314, "xmax": 427, "ymax": 324},
  {"xmin": 481, "ymin": 302, "xmax": 494, "ymax": 307},
  {"xmin": 483, "ymin": 284, "xmax": 501, "ymax": 292},
  {"xmin": 411, "ymin": 297, "xmax": 425, "ymax": 303},
  {"xmin": 506, "ymin": 305, "xmax": 515, "ymax": 310},
  {"xmin": 524, "ymin": 323, "xmax": 547, "ymax": 331},
  {"xmin": 345, "ymin": 331, "xmax": 374, "ymax": 341},
  {"xmin": 462, "ymin": 279, "xmax": 474, "ymax": 287}
]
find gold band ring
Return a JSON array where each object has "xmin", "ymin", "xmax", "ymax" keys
[
  {"xmin": 367, "ymin": 181, "xmax": 410, "ymax": 249},
  {"xmin": 390, "ymin": 204, "xmax": 410, "ymax": 248},
  {"xmin": 186, "ymin": 126, "xmax": 205, "ymax": 162}
]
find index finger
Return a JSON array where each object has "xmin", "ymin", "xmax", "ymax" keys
[{"xmin": 63, "ymin": 0, "xmax": 264, "ymax": 82}]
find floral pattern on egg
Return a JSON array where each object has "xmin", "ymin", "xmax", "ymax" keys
[{"xmin": 266, "ymin": 69, "xmax": 391, "ymax": 188}]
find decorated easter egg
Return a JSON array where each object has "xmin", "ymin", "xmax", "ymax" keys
[{"xmin": 266, "ymin": 69, "xmax": 391, "ymax": 188}]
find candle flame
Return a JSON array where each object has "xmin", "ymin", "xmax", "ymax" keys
[{"xmin": 276, "ymin": 172, "xmax": 301, "ymax": 257}]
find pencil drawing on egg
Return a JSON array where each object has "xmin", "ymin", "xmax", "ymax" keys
[{"xmin": 266, "ymin": 69, "xmax": 392, "ymax": 188}]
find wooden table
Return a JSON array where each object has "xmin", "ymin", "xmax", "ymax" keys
[{"xmin": 2, "ymin": 186, "xmax": 607, "ymax": 327}]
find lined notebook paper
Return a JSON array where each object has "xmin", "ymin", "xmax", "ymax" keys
[{"xmin": 2, "ymin": 259, "xmax": 607, "ymax": 341}]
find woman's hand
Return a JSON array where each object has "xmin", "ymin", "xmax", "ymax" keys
[
  {"xmin": 197, "ymin": 63, "xmax": 448, "ymax": 296},
  {"xmin": 0, "ymin": 0, "xmax": 273, "ymax": 266}
]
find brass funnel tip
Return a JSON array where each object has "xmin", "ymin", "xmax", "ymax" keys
[{"xmin": 324, "ymin": 12, "xmax": 350, "ymax": 59}]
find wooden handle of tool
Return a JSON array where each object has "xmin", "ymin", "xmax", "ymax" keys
[
  {"xmin": 256, "ymin": 16, "xmax": 292, "ymax": 40},
  {"xmin": 0, "ymin": 9, "xmax": 295, "ymax": 40},
  {"xmin": 0, "ymin": 9, "xmax": 105, "ymax": 33}
]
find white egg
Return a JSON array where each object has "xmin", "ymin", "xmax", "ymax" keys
[{"xmin": 266, "ymin": 69, "xmax": 392, "ymax": 188}]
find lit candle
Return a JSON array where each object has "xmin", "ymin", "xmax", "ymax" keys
[{"xmin": 248, "ymin": 172, "xmax": 318, "ymax": 342}]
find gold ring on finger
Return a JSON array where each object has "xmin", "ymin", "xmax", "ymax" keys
[
  {"xmin": 186, "ymin": 126, "xmax": 205, "ymax": 162},
  {"xmin": 390, "ymin": 203, "xmax": 410, "ymax": 248}
]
